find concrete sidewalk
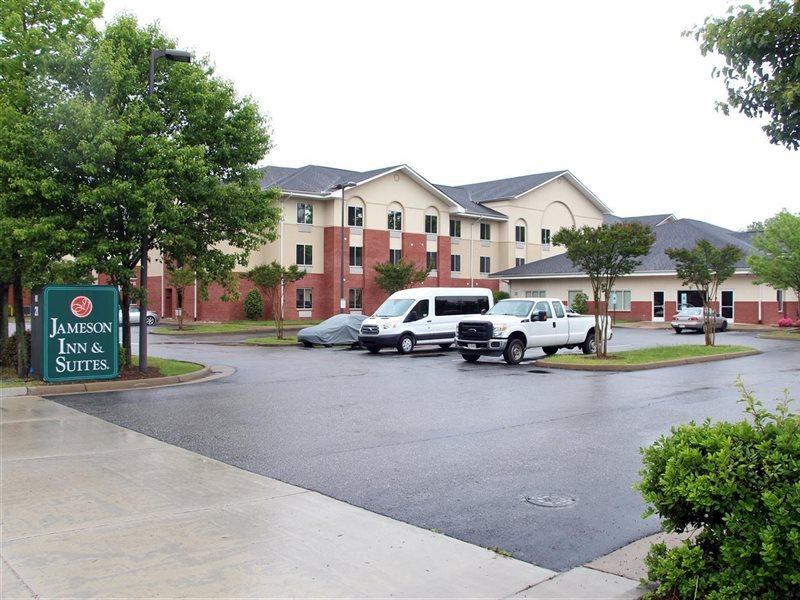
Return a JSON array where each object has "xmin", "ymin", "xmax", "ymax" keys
[{"xmin": 1, "ymin": 395, "xmax": 644, "ymax": 598}]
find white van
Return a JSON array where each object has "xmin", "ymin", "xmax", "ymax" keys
[{"xmin": 358, "ymin": 287, "xmax": 494, "ymax": 354}]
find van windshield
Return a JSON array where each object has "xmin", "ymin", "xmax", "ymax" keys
[
  {"xmin": 487, "ymin": 300, "xmax": 534, "ymax": 317},
  {"xmin": 374, "ymin": 298, "xmax": 415, "ymax": 318}
]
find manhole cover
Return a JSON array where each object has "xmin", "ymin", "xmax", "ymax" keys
[
  {"xmin": 525, "ymin": 494, "xmax": 576, "ymax": 508},
  {"xmin": 527, "ymin": 369, "xmax": 552, "ymax": 374}
]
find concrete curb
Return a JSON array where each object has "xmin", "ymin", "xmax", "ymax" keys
[
  {"xmin": 3, "ymin": 365, "xmax": 212, "ymax": 397},
  {"xmin": 757, "ymin": 332, "xmax": 800, "ymax": 342},
  {"xmin": 151, "ymin": 326, "xmax": 306, "ymax": 337},
  {"xmin": 536, "ymin": 349, "xmax": 761, "ymax": 372}
]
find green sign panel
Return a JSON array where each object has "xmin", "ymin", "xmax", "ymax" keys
[{"xmin": 37, "ymin": 285, "xmax": 119, "ymax": 382}]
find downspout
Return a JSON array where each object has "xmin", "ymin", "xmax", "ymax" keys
[
  {"xmin": 758, "ymin": 284, "xmax": 762, "ymax": 324},
  {"xmin": 280, "ymin": 193, "xmax": 289, "ymax": 322},
  {"xmin": 193, "ymin": 278, "xmax": 197, "ymax": 321},
  {"xmin": 470, "ymin": 217, "xmax": 484, "ymax": 287}
]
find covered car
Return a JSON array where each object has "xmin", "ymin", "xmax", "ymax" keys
[{"xmin": 298, "ymin": 314, "xmax": 368, "ymax": 347}]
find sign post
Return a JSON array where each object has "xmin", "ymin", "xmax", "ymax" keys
[{"xmin": 31, "ymin": 285, "xmax": 119, "ymax": 382}]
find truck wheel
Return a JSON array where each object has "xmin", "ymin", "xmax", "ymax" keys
[
  {"xmin": 503, "ymin": 338, "xmax": 526, "ymax": 365},
  {"xmin": 396, "ymin": 334, "xmax": 415, "ymax": 354},
  {"xmin": 542, "ymin": 346, "xmax": 558, "ymax": 356},
  {"xmin": 581, "ymin": 334, "xmax": 596, "ymax": 355},
  {"xmin": 461, "ymin": 353, "xmax": 479, "ymax": 363},
  {"xmin": 366, "ymin": 346, "xmax": 381, "ymax": 354}
]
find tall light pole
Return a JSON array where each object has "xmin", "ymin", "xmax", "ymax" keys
[
  {"xmin": 332, "ymin": 182, "xmax": 357, "ymax": 313},
  {"xmin": 140, "ymin": 49, "xmax": 191, "ymax": 372}
]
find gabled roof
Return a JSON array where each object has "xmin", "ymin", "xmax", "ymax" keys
[
  {"xmin": 602, "ymin": 213, "xmax": 675, "ymax": 227},
  {"xmin": 259, "ymin": 164, "xmax": 609, "ymax": 219},
  {"xmin": 492, "ymin": 218, "xmax": 756, "ymax": 279}
]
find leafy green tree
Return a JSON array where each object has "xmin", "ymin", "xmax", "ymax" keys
[
  {"xmin": 744, "ymin": 220, "xmax": 765, "ymax": 232},
  {"xmin": 687, "ymin": 0, "xmax": 800, "ymax": 149},
  {"xmin": 570, "ymin": 291, "xmax": 589, "ymax": 315},
  {"xmin": 667, "ymin": 240, "xmax": 743, "ymax": 346},
  {"xmin": 245, "ymin": 262, "xmax": 305, "ymax": 339},
  {"xmin": 373, "ymin": 258, "xmax": 429, "ymax": 296},
  {"xmin": 57, "ymin": 16, "xmax": 280, "ymax": 366},
  {"xmin": 0, "ymin": 0, "xmax": 101, "ymax": 377},
  {"xmin": 748, "ymin": 210, "xmax": 800, "ymax": 316},
  {"xmin": 553, "ymin": 223, "xmax": 655, "ymax": 357},
  {"xmin": 493, "ymin": 290, "xmax": 510, "ymax": 303},
  {"xmin": 243, "ymin": 289, "xmax": 263, "ymax": 321}
]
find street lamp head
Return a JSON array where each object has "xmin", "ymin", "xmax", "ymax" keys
[
  {"xmin": 332, "ymin": 181, "xmax": 357, "ymax": 191},
  {"xmin": 164, "ymin": 49, "xmax": 192, "ymax": 63}
]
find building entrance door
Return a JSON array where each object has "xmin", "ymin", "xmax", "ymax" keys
[
  {"xmin": 652, "ymin": 291, "xmax": 665, "ymax": 322},
  {"xmin": 164, "ymin": 288, "xmax": 174, "ymax": 318},
  {"xmin": 721, "ymin": 290, "xmax": 734, "ymax": 322}
]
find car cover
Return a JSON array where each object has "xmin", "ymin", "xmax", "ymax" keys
[{"xmin": 297, "ymin": 314, "xmax": 368, "ymax": 345}]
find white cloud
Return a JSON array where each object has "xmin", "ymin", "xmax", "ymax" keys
[{"xmin": 102, "ymin": 0, "xmax": 799, "ymax": 229}]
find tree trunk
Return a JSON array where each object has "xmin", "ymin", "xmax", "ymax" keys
[
  {"xmin": 121, "ymin": 287, "xmax": 132, "ymax": 367},
  {"xmin": 12, "ymin": 275, "xmax": 28, "ymax": 379},
  {"xmin": 592, "ymin": 287, "xmax": 601, "ymax": 358},
  {"xmin": 0, "ymin": 283, "xmax": 8, "ymax": 357},
  {"xmin": 703, "ymin": 299, "xmax": 713, "ymax": 347},
  {"xmin": 273, "ymin": 291, "xmax": 283, "ymax": 339},
  {"xmin": 177, "ymin": 287, "xmax": 184, "ymax": 330}
]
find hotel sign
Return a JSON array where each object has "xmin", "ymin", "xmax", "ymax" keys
[{"xmin": 31, "ymin": 285, "xmax": 119, "ymax": 382}]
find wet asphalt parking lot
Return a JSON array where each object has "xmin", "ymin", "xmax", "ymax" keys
[{"xmin": 54, "ymin": 327, "xmax": 798, "ymax": 571}]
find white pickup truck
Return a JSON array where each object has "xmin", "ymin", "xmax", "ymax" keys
[{"xmin": 455, "ymin": 298, "xmax": 609, "ymax": 364}]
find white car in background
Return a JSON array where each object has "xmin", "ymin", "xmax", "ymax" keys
[{"xmin": 119, "ymin": 306, "xmax": 159, "ymax": 326}]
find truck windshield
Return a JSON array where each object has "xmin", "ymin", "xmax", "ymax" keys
[
  {"xmin": 487, "ymin": 300, "xmax": 534, "ymax": 317},
  {"xmin": 374, "ymin": 298, "xmax": 414, "ymax": 317}
]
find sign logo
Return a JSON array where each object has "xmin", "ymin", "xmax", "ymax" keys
[{"xmin": 70, "ymin": 296, "xmax": 93, "ymax": 318}]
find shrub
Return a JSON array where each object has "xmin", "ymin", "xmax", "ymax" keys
[
  {"xmin": 1, "ymin": 331, "xmax": 31, "ymax": 369},
  {"xmin": 570, "ymin": 291, "xmax": 588, "ymax": 314},
  {"xmin": 243, "ymin": 289, "xmax": 263, "ymax": 320},
  {"xmin": 777, "ymin": 317, "xmax": 794, "ymax": 327},
  {"xmin": 493, "ymin": 290, "xmax": 510, "ymax": 304},
  {"xmin": 637, "ymin": 380, "xmax": 799, "ymax": 598}
]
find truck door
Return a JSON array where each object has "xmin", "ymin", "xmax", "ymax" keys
[
  {"xmin": 526, "ymin": 300, "xmax": 556, "ymax": 347},
  {"xmin": 550, "ymin": 300, "xmax": 570, "ymax": 344}
]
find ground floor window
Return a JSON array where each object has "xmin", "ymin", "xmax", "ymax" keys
[
  {"xmin": 525, "ymin": 290, "xmax": 546, "ymax": 298},
  {"xmin": 479, "ymin": 256, "xmax": 490, "ymax": 274},
  {"xmin": 389, "ymin": 249, "xmax": 402, "ymax": 264},
  {"xmin": 349, "ymin": 288, "xmax": 362, "ymax": 309},
  {"xmin": 426, "ymin": 251, "xmax": 438, "ymax": 271},
  {"xmin": 567, "ymin": 290, "xmax": 583, "ymax": 308},
  {"xmin": 451, "ymin": 254, "xmax": 461, "ymax": 272},
  {"xmin": 296, "ymin": 288, "xmax": 312, "ymax": 309},
  {"xmin": 609, "ymin": 290, "xmax": 631, "ymax": 311},
  {"xmin": 777, "ymin": 289, "xmax": 784, "ymax": 312}
]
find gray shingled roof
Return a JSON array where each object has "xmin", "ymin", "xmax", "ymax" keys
[
  {"xmin": 492, "ymin": 218, "xmax": 756, "ymax": 278},
  {"xmin": 259, "ymin": 164, "xmax": 596, "ymax": 219},
  {"xmin": 602, "ymin": 213, "xmax": 674, "ymax": 227}
]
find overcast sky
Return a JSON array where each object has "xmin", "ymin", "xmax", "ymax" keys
[{"xmin": 102, "ymin": 0, "xmax": 798, "ymax": 230}]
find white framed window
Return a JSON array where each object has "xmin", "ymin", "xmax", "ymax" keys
[
  {"xmin": 349, "ymin": 246, "xmax": 363, "ymax": 267},
  {"xmin": 349, "ymin": 288, "xmax": 362, "ymax": 309},
  {"xmin": 515, "ymin": 258, "xmax": 525, "ymax": 267},
  {"xmin": 348, "ymin": 205, "xmax": 363, "ymax": 227},
  {"xmin": 479, "ymin": 256, "xmax": 490, "ymax": 274},
  {"xmin": 451, "ymin": 254, "xmax": 461, "ymax": 272},
  {"xmin": 426, "ymin": 251, "xmax": 438, "ymax": 271},
  {"xmin": 296, "ymin": 203, "xmax": 313, "ymax": 224},
  {"xmin": 515, "ymin": 224, "xmax": 526, "ymax": 243},
  {"xmin": 609, "ymin": 290, "xmax": 632, "ymax": 311},
  {"xmin": 568, "ymin": 290, "xmax": 584, "ymax": 309},
  {"xmin": 777, "ymin": 289, "xmax": 784, "ymax": 312},
  {"xmin": 389, "ymin": 249, "xmax": 402, "ymax": 264},
  {"xmin": 480, "ymin": 223, "xmax": 491, "ymax": 241},
  {"xmin": 387, "ymin": 210, "xmax": 402, "ymax": 231},
  {"xmin": 541, "ymin": 228, "xmax": 551, "ymax": 245},
  {"xmin": 450, "ymin": 220, "xmax": 461, "ymax": 238},
  {"xmin": 525, "ymin": 290, "xmax": 546, "ymax": 298},
  {"xmin": 296, "ymin": 244, "xmax": 312, "ymax": 266},
  {"xmin": 296, "ymin": 288, "xmax": 312, "ymax": 309},
  {"xmin": 425, "ymin": 214, "xmax": 438, "ymax": 234}
]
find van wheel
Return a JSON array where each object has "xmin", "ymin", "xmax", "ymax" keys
[
  {"xmin": 366, "ymin": 346, "xmax": 381, "ymax": 354},
  {"xmin": 503, "ymin": 338, "xmax": 526, "ymax": 365},
  {"xmin": 438, "ymin": 343, "xmax": 452, "ymax": 350},
  {"xmin": 461, "ymin": 353, "xmax": 479, "ymax": 363},
  {"xmin": 542, "ymin": 346, "xmax": 558, "ymax": 356},
  {"xmin": 582, "ymin": 333, "xmax": 596, "ymax": 355},
  {"xmin": 397, "ymin": 334, "xmax": 415, "ymax": 354}
]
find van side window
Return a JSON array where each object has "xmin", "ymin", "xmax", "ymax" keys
[
  {"xmin": 533, "ymin": 301, "xmax": 552, "ymax": 318},
  {"xmin": 405, "ymin": 299, "xmax": 429, "ymax": 322},
  {"xmin": 552, "ymin": 301, "xmax": 565, "ymax": 318},
  {"xmin": 435, "ymin": 295, "xmax": 489, "ymax": 316},
  {"xmin": 463, "ymin": 296, "xmax": 490, "ymax": 315}
]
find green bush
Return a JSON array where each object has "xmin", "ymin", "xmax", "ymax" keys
[
  {"xmin": 243, "ymin": 289, "xmax": 263, "ymax": 320},
  {"xmin": 493, "ymin": 290, "xmax": 510, "ymax": 303},
  {"xmin": 637, "ymin": 380, "xmax": 799, "ymax": 598},
  {"xmin": 570, "ymin": 291, "xmax": 588, "ymax": 314},
  {"xmin": 1, "ymin": 331, "xmax": 31, "ymax": 369}
]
